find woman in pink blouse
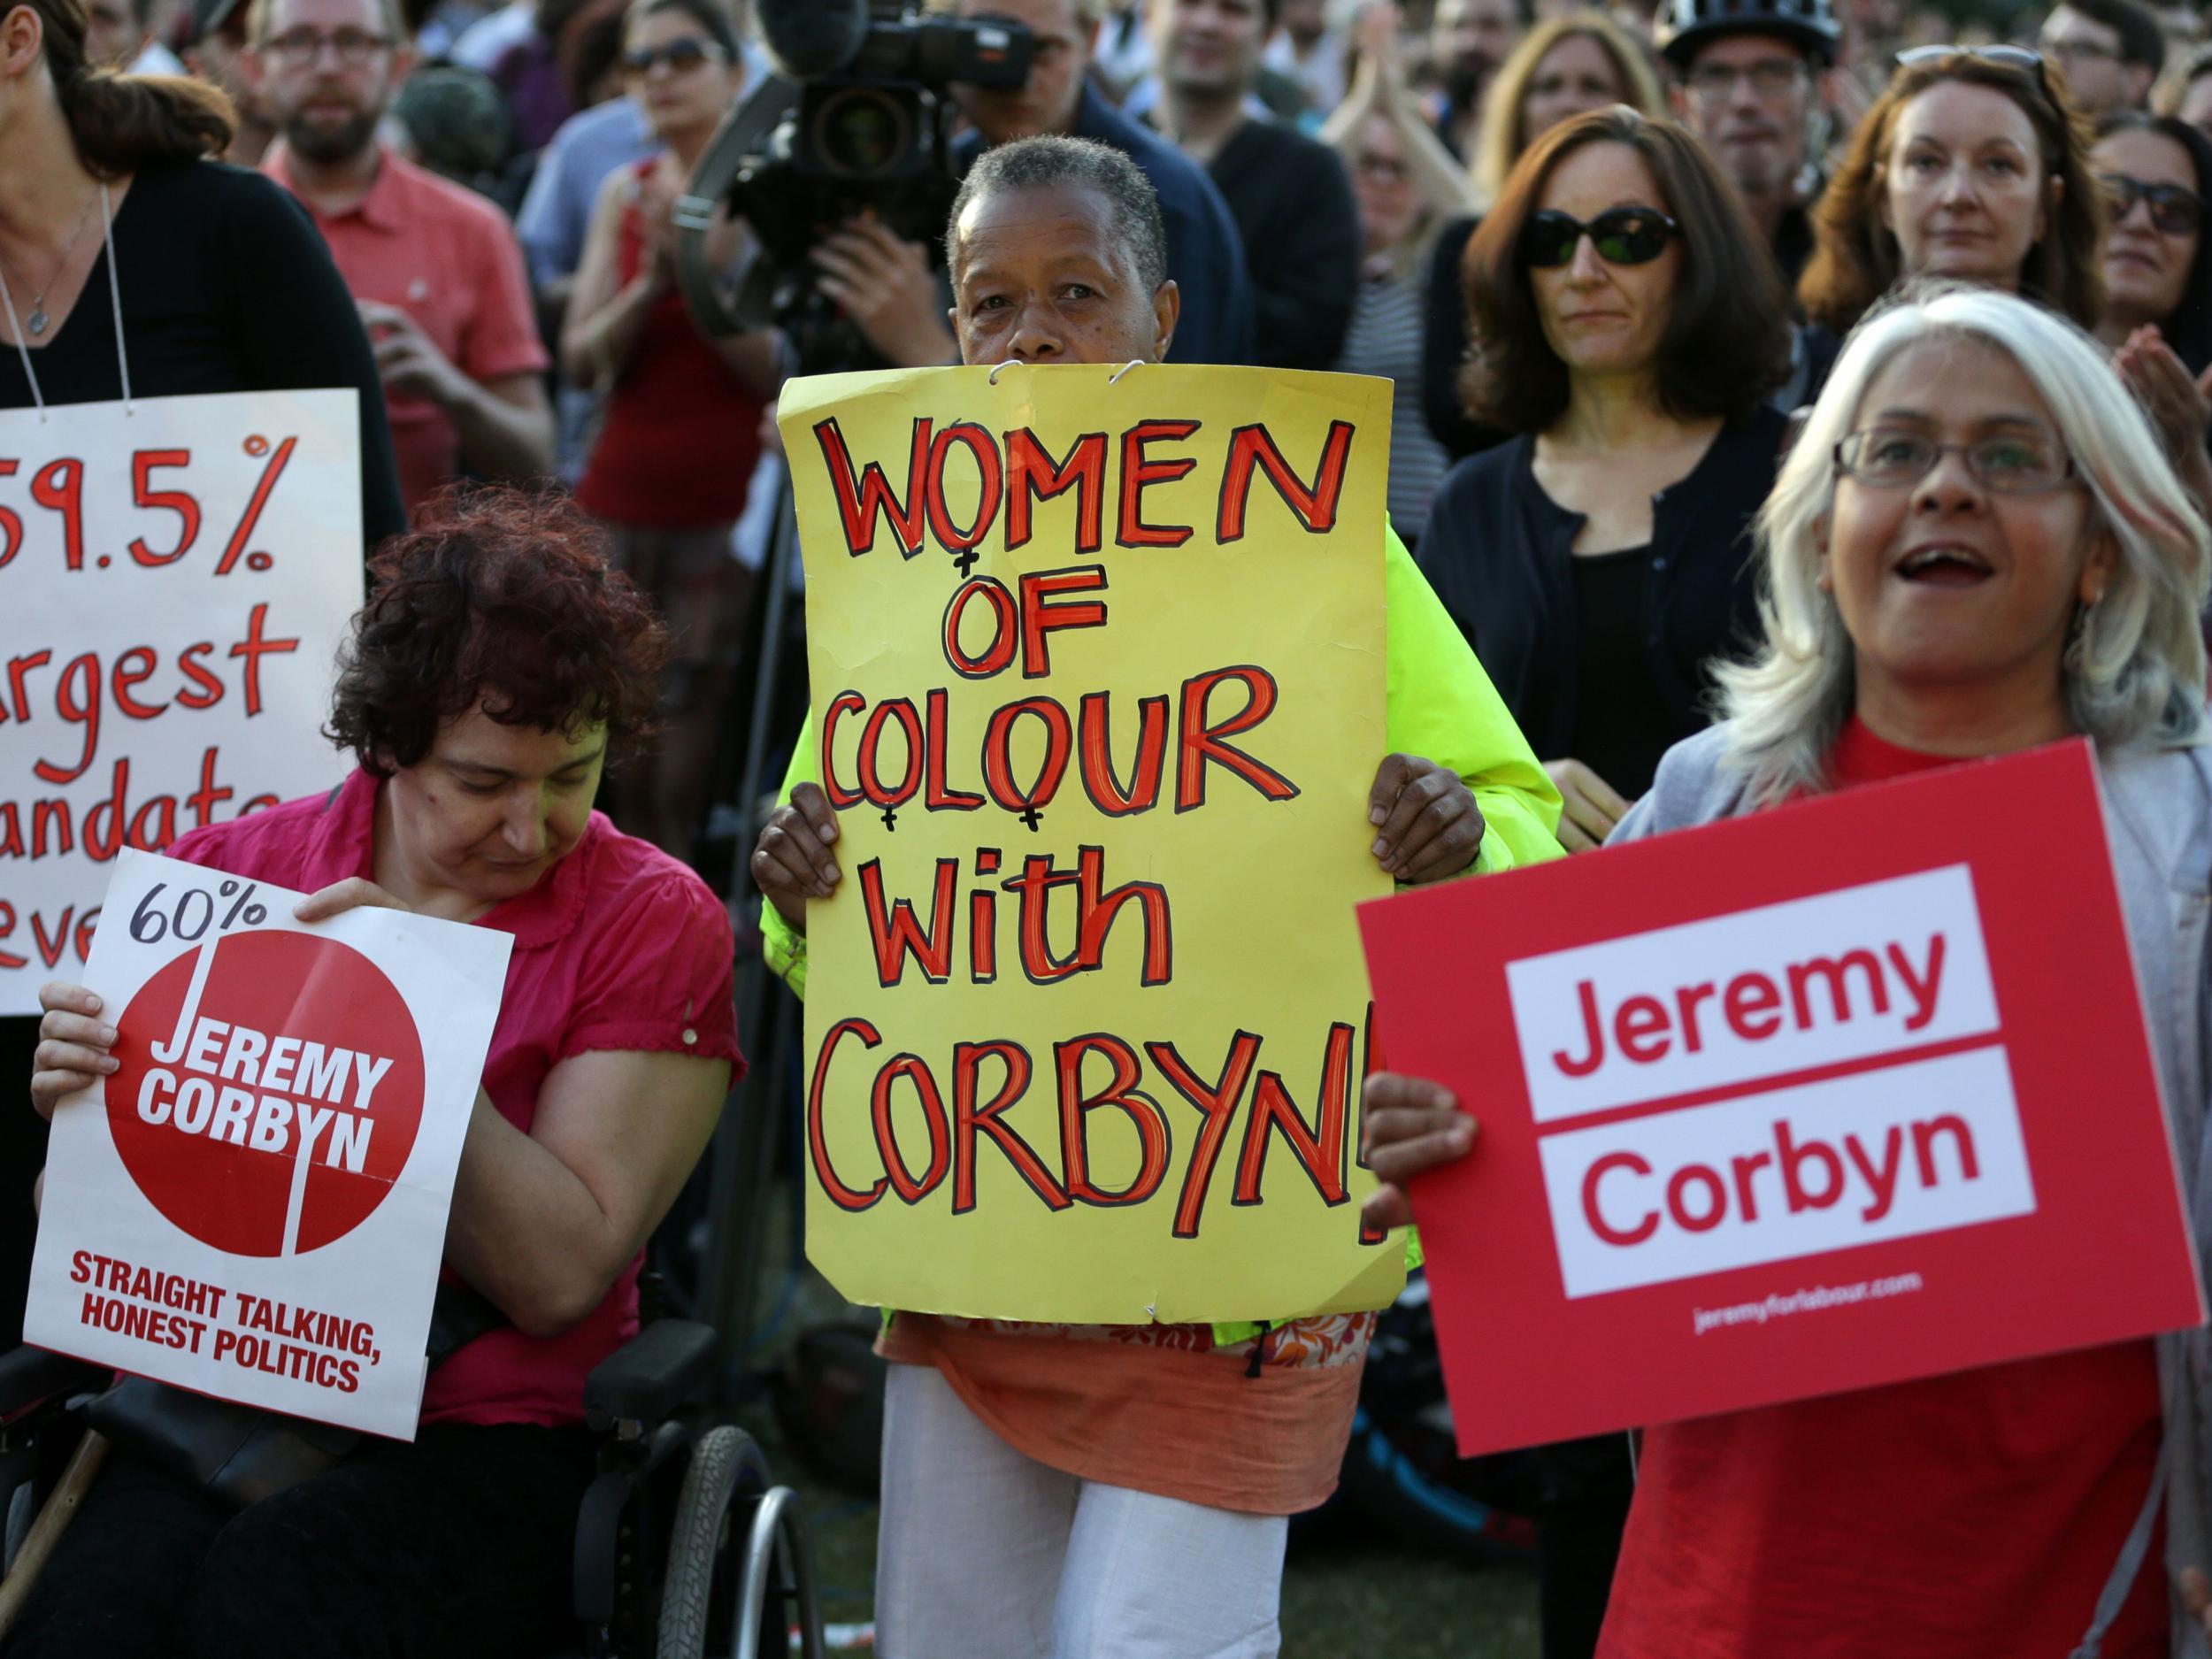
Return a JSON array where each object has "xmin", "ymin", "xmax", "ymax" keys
[{"xmin": 16, "ymin": 488, "xmax": 741, "ymax": 1659}]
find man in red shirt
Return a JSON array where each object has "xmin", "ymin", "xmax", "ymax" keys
[{"xmin": 249, "ymin": 0, "xmax": 553, "ymax": 520}]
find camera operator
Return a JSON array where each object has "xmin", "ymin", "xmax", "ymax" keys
[{"xmin": 949, "ymin": 0, "xmax": 1255, "ymax": 364}]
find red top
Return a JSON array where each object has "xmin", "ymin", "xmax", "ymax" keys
[
  {"xmin": 1596, "ymin": 717, "xmax": 2166, "ymax": 1659},
  {"xmin": 573, "ymin": 160, "xmax": 764, "ymax": 529},
  {"xmin": 166, "ymin": 768, "xmax": 742, "ymax": 1426},
  {"xmin": 263, "ymin": 146, "xmax": 549, "ymax": 524}
]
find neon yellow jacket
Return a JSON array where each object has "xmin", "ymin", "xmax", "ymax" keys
[
  {"xmin": 763, "ymin": 525, "xmax": 1561, "ymax": 996},
  {"xmin": 761, "ymin": 524, "xmax": 1561, "ymax": 1336}
]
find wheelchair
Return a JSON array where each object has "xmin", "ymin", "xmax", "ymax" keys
[{"xmin": 0, "ymin": 1309, "xmax": 826, "ymax": 1659}]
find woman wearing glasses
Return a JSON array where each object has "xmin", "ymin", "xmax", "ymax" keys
[
  {"xmin": 1799, "ymin": 48, "xmax": 2105, "ymax": 342},
  {"xmin": 1411, "ymin": 104, "xmax": 1790, "ymax": 1659},
  {"xmin": 561, "ymin": 0, "xmax": 778, "ymax": 864},
  {"xmin": 1419, "ymin": 12, "xmax": 1667, "ymax": 458},
  {"xmin": 2095, "ymin": 113, "xmax": 2212, "ymax": 372},
  {"xmin": 2092, "ymin": 112, "xmax": 2212, "ymax": 515},
  {"xmin": 1365, "ymin": 283, "xmax": 2212, "ymax": 1659}
]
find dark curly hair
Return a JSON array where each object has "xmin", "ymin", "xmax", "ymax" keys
[{"xmin": 327, "ymin": 488, "xmax": 668, "ymax": 777}]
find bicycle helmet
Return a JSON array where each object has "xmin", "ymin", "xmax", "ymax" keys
[{"xmin": 1655, "ymin": 0, "xmax": 1840, "ymax": 70}]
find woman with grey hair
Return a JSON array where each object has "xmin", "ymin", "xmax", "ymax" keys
[{"xmin": 1360, "ymin": 284, "xmax": 2212, "ymax": 1655}]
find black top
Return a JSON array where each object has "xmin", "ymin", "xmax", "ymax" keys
[
  {"xmin": 1415, "ymin": 403, "xmax": 1790, "ymax": 766},
  {"xmin": 1204, "ymin": 118, "xmax": 1360, "ymax": 372},
  {"xmin": 1567, "ymin": 545, "xmax": 1679, "ymax": 797},
  {"xmin": 0, "ymin": 161, "xmax": 406, "ymax": 549}
]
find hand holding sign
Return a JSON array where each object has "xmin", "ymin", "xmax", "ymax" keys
[
  {"xmin": 25, "ymin": 849, "xmax": 509, "ymax": 1438},
  {"xmin": 29, "ymin": 980, "xmax": 119, "ymax": 1118},
  {"xmin": 1357, "ymin": 741, "xmax": 2206, "ymax": 1457},
  {"xmin": 750, "ymin": 780, "xmax": 842, "ymax": 932},
  {"xmin": 1356, "ymin": 1071, "xmax": 1476, "ymax": 1233}
]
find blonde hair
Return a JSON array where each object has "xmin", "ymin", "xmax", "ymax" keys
[
  {"xmin": 1320, "ymin": 42, "xmax": 1479, "ymax": 281},
  {"xmin": 1468, "ymin": 11, "xmax": 1663, "ymax": 209},
  {"xmin": 1717, "ymin": 284, "xmax": 2210, "ymax": 806}
]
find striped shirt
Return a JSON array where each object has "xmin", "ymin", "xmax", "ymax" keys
[{"xmin": 1333, "ymin": 268, "xmax": 1453, "ymax": 541}]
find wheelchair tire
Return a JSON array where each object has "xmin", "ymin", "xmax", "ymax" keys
[{"xmin": 657, "ymin": 1425, "xmax": 767, "ymax": 1659}]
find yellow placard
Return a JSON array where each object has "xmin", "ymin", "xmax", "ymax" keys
[{"xmin": 779, "ymin": 363, "xmax": 1403, "ymax": 1324}]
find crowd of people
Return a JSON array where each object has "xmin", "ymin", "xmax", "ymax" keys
[{"xmin": 8, "ymin": 0, "xmax": 2212, "ymax": 1652}]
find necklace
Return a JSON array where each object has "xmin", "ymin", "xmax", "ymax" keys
[{"xmin": 3, "ymin": 186, "xmax": 100, "ymax": 340}]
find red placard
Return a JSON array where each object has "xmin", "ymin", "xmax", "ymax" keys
[{"xmin": 1356, "ymin": 739, "xmax": 2205, "ymax": 1458}]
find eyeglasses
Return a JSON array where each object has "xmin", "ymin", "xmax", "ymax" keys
[
  {"xmin": 1833, "ymin": 426, "xmax": 2075, "ymax": 493},
  {"xmin": 2101, "ymin": 173, "xmax": 2205, "ymax": 235},
  {"xmin": 622, "ymin": 37, "xmax": 724, "ymax": 74},
  {"xmin": 260, "ymin": 26, "xmax": 391, "ymax": 63},
  {"xmin": 1893, "ymin": 43, "xmax": 2055, "ymax": 104},
  {"xmin": 1685, "ymin": 59, "xmax": 1807, "ymax": 102},
  {"xmin": 1357, "ymin": 153, "xmax": 1410, "ymax": 183},
  {"xmin": 1521, "ymin": 206, "xmax": 1680, "ymax": 268},
  {"xmin": 2040, "ymin": 35, "xmax": 2120, "ymax": 65}
]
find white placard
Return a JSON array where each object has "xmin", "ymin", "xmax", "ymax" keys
[
  {"xmin": 0, "ymin": 390, "xmax": 365, "ymax": 1013},
  {"xmin": 1536, "ymin": 1046, "xmax": 2037, "ymax": 1298},
  {"xmin": 24, "ymin": 850, "xmax": 509, "ymax": 1440},
  {"xmin": 1506, "ymin": 865, "xmax": 2001, "ymax": 1123}
]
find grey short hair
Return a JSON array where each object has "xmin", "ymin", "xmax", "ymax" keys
[
  {"xmin": 1717, "ymin": 284, "xmax": 2210, "ymax": 806},
  {"xmin": 945, "ymin": 135, "xmax": 1170, "ymax": 294}
]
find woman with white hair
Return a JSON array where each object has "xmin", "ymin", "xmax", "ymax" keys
[{"xmin": 1359, "ymin": 284, "xmax": 2212, "ymax": 1655}]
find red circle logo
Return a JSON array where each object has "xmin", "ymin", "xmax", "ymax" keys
[{"xmin": 107, "ymin": 931, "xmax": 428, "ymax": 1257}]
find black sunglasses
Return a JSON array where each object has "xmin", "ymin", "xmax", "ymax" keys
[
  {"xmin": 622, "ymin": 37, "xmax": 722, "ymax": 73},
  {"xmin": 2102, "ymin": 173, "xmax": 2206, "ymax": 235},
  {"xmin": 1521, "ymin": 207, "xmax": 1681, "ymax": 268}
]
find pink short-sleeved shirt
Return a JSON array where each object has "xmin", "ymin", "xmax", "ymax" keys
[
  {"xmin": 263, "ymin": 146, "xmax": 550, "ymax": 521},
  {"xmin": 165, "ymin": 768, "xmax": 742, "ymax": 1427}
]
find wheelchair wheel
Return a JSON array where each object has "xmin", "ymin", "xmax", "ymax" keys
[{"xmin": 655, "ymin": 1426, "xmax": 823, "ymax": 1659}]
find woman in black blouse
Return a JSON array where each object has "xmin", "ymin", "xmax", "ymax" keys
[
  {"xmin": 0, "ymin": 0, "xmax": 403, "ymax": 545},
  {"xmin": 1419, "ymin": 106, "xmax": 1792, "ymax": 856},
  {"xmin": 0, "ymin": 0, "xmax": 403, "ymax": 1354}
]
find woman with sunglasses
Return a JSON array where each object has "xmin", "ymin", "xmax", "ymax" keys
[
  {"xmin": 1799, "ymin": 47, "xmax": 2105, "ymax": 345},
  {"xmin": 2096, "ymin": 112, "xmax": 2212, "ymax": 371},
  {"xmin": 1412, "ymin": 104, "xmax": 1791, "ymax": 1659},
  {"xmin": 560, "ymin": 0, "xmax": 778, "ymax": 864},
  {"xmin": 1420, "ymin": 12, "xmax": 1668, "ymax": 458},
  {"xmin": 1363, "ymin": 283, "xmax": 2212, "ymax": 1659},
  {"xmin": 2092, "ymin": 112, "xmax": 2212, "ymax": 519}
]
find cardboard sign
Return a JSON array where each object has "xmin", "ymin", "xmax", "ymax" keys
[
  {"xmin": 779, "ymin": 364, "xmax": 1404, "ymax": 1324},
  {"xmin": 0, "ymin": 390, "xmax": 365, "ymax": 1013},
  {"xmin": 1357, "ymin": 740, "xmax": 2205, "ymax": 1456},
  {"xmin": 25, "ymin": 851, "xmax": 509, "ymax": 1439}
]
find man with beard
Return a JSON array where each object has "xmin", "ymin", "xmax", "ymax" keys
[
  {"xmin": 250, "ymin": 0, "xmax": 552, "ymax": 518},
  {"xmin": 1427, "ymin": 0, "xmax": 1527, "ymax": 161},
  {"xmin": 1658, "ymin": 0, "xmax": 1837, "ymax": 288},
  {"xmin": 1148, "ymin": 0, "xmax": 1359, "ymax": 370}
]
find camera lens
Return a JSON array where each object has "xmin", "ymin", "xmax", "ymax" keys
[{"xmin": 810, "ymin": 86, "xmax": 912, "ymax": 179}]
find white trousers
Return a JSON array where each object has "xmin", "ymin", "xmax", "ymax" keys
[{"xmin": 874, "ymin": 1363, "xmax": 1290, "ymax": 1659}]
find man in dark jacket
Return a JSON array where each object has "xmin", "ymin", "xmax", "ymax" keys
[
  {"xmin": 1656, "ymin": 0, "xmax": 1836, "ymax": 289},
  {"xmin": 1146, "ymin": 0, "xmax": 1359, "ymax": 370}
]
